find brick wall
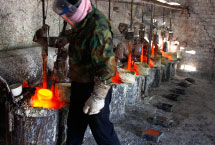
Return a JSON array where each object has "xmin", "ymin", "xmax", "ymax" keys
[{"xmin": 172, "ymin": 0, "xmax": 215, "ymax": 81}]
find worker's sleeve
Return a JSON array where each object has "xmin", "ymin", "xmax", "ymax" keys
[{"xmin": 90, "ymin": 28, "xmax": 116, "ymax": 85}]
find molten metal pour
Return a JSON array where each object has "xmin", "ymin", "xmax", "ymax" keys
[
  {"xmin": 42, "ymin": 54, "xmax": 47, "ymax": 89},
  {"xmin": 127, "ymin": 42, "xmax": 132, "ymax": 71}
]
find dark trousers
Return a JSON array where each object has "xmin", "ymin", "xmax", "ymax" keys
[{"xmin": 66, "ymin": 82, "xmax": 121, "ymax": 145}]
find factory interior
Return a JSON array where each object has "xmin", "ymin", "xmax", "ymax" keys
[{"xmin": 0, "ymin": 0, "xmax": 215, "ymax": 144}]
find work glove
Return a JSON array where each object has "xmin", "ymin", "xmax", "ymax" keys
[{"xmin": 83, "ymin": 80, "xmax": 110, "ymax": 115}]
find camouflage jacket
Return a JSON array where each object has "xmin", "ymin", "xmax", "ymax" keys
[{"xmin": 68, "ymin": 6, "xmax": 116, "ymax": 84}]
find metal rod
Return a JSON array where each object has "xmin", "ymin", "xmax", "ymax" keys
[
  {"xmin": 108, "ymin": 0, "xmax": 111, "ymax": 20},
  {"xmin": 41, "ymin": 0, "xmax": 48, "ymax": 89},
  {"xmin": 42, "ymin": 0, "xmax": 46, "ymax": 26},
  {"xmin": 147, "ymin": 3, "xmax": 155, "ymax": 64},
  {"xmin": 142, "ymin": 9, "xmax": 144, "ymax": 23},
  {"xmin": 170, "ymin": 10, "xmax": 172, "ymax": 30},
  {"xmin": 97, "ymin": 0, "xmax": 185, "ymax": 11},
  {"xmin": 130, "ymin": 0, "xmax": 134, "ymax": 28},
  {"xmin": 163, "ymin": 8, "xmax": 165, "ymax": 23}
]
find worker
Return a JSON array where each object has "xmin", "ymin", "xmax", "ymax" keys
[{"xmin": 52, "ymin": 0, "xmax": 121, "ymax": 145}]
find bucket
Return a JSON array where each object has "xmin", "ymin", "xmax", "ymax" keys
[
  {"xmin": 118, "ymin": 68, "xmax": 136, "ymax": 84},
  {"xmin": 134, "ymin": 62, "xmax": 151, "ymax": 76}
]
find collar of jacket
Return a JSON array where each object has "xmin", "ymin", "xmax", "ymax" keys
[{"xmin": 72, "ymin": 5, "xmax": 96, "ymax": 33}]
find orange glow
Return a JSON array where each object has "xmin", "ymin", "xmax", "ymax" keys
[
  {"xmin": 151, "ymin": 44, "xmax": 158, "ymax": 57},
  {"xmin": 37, "ymin": 89, "xmax": 53, "ymax": 101},
  {"xmin": 165, "ymin": 54, "xmax": 172, "ymax": 62},
  {"xmin": 139, "ymin": 56, "xmax": 154, "ymax": 68},
  {"xmin": 149, "ymin": 59, "xmax": 154, "ymax": 68},
  {"xmin": 140, "ymin": 44, "xmax": 144, "ymax": 62},
  {"xmin": 111, "ymin": 72, "xmax": 122, "ymax": 84},
  {"xmin": 162, "ymin": 40, "xmax": 164, "ymax": 51},
  {"xmin": 22, "ymin": 80, "xmax": 29, "ymax": 87},
  {"xmin": 42, "ymin": 55, "xmax": 47, "ymax": 89},
  {"xmin": 162, "ymin": 51, "xmax": 172, "ymax": 62},
  {"xmin": 133, "ymin": 64, "xmax": 140, "ymax": 75},
  {"xmin": 162, "ymin": 51, "xmax": 165, "ymax": 56},
  {"xmin": 151, "ymin": 44, "xmax": 155, "ymax": 57},
  {"xmin": 140, "ymin": 43, "xmax": 149, "ymax": 63},
  {"xmin": 145, "ymin": 129, "xmax": 161, "ymax": 137},
  {"xmin": 127, "ymin": 42, "xmax": 132, "ymax": 71},
  {"xmin": 31, "ymin": 88, "xmax": 67, "ymax": 109},
  {"xmin": 128, "ymin": 53, "xmax": 131, "ymax": 70},
  {"xmin": 61, "ymin": 15, "xmax": 74, "ymax": 27}
]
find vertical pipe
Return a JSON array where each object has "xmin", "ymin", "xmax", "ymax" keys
[
  {"xmin": 41, "ymin": 0, "xmax": 48, "ymax": 89},
  {"xmin": 169, "ymin": 10, "xmax": 172, "ymax": 52},
  {"xmin": 147, "ymin": 4, "xmax": 155, "ymax": 64},
  {"xmin": 42, "ymin": 55, "xmax": 47, "ymax": 89},
  {"xmin": 142, "ymin": 9, "xmax": 144, "ymax": 23},
  {"xmin": 128, "ymin": 42, "xmax": 132, "ymax": 70},
  {"xmin": 162, "ymin": 8, "xmax": 165, "ymax": 51},
  {"xmin": 130, "ymin": 0, "xmax": 134, "ymax": 28},
  {"xmin": 108, "ymin": 0, "xmax": 111, "ymax": 20},
  {"xmin": 163, "ymin": 8, "xmax": 165, "ymax": 23},
  {"xmin": 96, "ymin": 0, "xmax": 98, "ymax": 8},
  {"xmin": 42, "ymin": 0, "xmax": 46, "ymax": 26}
]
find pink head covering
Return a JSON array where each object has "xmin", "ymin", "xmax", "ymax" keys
[{"xmin": 69, "ymin": 0, "xmax": 92, "ymax": 23}]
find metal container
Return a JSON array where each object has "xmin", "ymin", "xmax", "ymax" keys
[
  {"xmin": 134, "ymin": 62, "xmax": 150, "ymax": 76},
  {"xmin": 11, "ymin": 106, "xmax": 69, "ymax": 145}
]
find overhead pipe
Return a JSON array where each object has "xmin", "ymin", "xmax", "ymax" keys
[{"xmin": 97, "ymin": 0, "xmax": 186, "ymax": 11}]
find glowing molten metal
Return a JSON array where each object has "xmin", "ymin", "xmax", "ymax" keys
[
  {"xmin": 31, "ymin": 88, "xmax": 66, "ymax": 109},
  {"xmin": 111, "ymin": 72, "xmax": 122, "ymax": 84},
  {"xmin": 38, "ymin": 89, "xmax": 53, "ymax": 101}
]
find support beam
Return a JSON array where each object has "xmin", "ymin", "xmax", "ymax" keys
[{"xmin": 97, "ymin": 0, "xmax": 186, "ymax": 11}]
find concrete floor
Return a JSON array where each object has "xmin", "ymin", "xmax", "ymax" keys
[
  {"xmin": 1, "ymin": 75, "xmax": 214, "ymax": 145},
  {"xmin": 84, "ymin": 76, "xmax": 215, "ymax": 145}
]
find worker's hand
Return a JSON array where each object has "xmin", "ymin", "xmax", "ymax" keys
[
  {"xmin": 83, "ymin": 79, "xmax": 110, "ymax": 115},
  {"xmin": 83, "ymin": 95, "xmax": 105, "ymax": 115}
]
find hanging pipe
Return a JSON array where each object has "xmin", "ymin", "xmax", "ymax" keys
[
  {"xmin": 108, "ymin": 0, "xmax": 111, "ymax": 20},
  {"xmin": 97, "ymin": 0, "xmax": 186, "ymax": 11},
  {"xmin": 41, "ymin": 0, "xmax": 49, "ymax": 89},
  {"xmin": 147, "ymin": 3, "xmax": 155, "ymax": 64},
  {"xmin": 130, "ymin": 0, "xmax": 134, "ymax": 28}
]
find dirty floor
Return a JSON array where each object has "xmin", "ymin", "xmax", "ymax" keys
[{"xmin": 84, "ymin": 76, "xmax": 215, "ymax": 145}]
